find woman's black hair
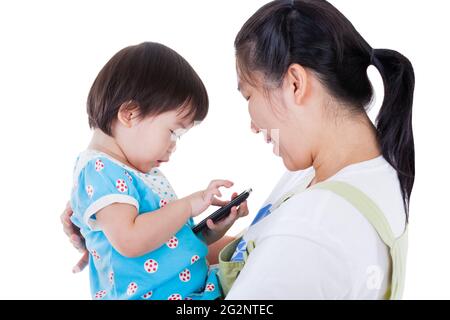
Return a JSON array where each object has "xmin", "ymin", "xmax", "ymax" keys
[
  {"xmin": 87, "ymin": 42, "xmax": 208, "ymax": 136},
  {"xmin": 235, "ymin": 0, "xmax": 415, "ymax": 219}
]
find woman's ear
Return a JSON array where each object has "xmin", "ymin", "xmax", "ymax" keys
[
  {"xmin": 285, "ymin": 64, "xmax": 308, "ymax": 105},
  {"xmin": 117, "ymin": 101, "xmax": 140, "ymax": 128}
]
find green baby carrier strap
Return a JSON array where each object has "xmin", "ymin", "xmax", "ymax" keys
[{"xmin": 218, "ymin": 177, "xmax": 408, "ymax": 299}]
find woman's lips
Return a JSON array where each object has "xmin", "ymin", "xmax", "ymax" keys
[
  {"xmin": 267, "ymin": 137, "xmax": 280, "ymax": 155},
  {"xmin": 261, "ymin": 131, "xmax": 280, "ymax": 156}
]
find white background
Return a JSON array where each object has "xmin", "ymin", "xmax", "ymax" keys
[{"xmin": 0, "ymin": 0, "xmax": 448, "ymax": 299}]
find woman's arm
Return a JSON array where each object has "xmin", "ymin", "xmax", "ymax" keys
[{"xmin": 206, "ymin": 235, "xmax": 236, "ymax": 264}]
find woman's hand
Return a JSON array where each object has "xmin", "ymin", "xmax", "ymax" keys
[
  {"xmin": 202, "ymin": 192, "xmax": 249, "ymax": 245},
  {"xmin": 60, "ymin": 201, "xmax": 89, "ymax": 273}
]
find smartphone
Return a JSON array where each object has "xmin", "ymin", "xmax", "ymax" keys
[{"xmin": 192, "ymin": 188, "xmax": 252, "ymax": 234}]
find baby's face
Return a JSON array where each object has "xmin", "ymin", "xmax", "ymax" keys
[{"xmin": 114, "ymin": 108, "xmax": 195, "ymax": 173}]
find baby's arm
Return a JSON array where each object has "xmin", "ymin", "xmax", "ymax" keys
[
  {"xmin": 96, "ymin": 199, "xmax": 191, "ymax": 257},
  {"xmin": 96, "ymin": 179, "xmax": 233, "ymax": 258}
]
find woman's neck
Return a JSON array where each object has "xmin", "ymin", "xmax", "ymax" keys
[{"xmin": 309, "ymin": 113, "xmax": 382, "ymax": 187}]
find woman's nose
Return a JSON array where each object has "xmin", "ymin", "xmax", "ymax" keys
[{"xmin": 169, "ymin": 142, "xmax": 177, "ymax": 152}]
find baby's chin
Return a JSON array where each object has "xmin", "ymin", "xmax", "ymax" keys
[
  {"xmin": 130, "ymin": 161, "xmax": 158, "ymax": 174},
  {"xmin": 147, "ymin": 160, "xmax": 167, "ymax": 171},
  {"xmin": 133, "ymin": 159, "xmax": 169, "ymax": 173}
]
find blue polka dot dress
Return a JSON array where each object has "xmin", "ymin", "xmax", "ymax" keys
[{"xmin": 70, "ymin": 150, "xmax": 221, "ymax": 300}]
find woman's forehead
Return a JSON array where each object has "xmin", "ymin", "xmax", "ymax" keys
[{"xmin": 237, "ymin": 68, "xmax": 271, "ymax": 92}]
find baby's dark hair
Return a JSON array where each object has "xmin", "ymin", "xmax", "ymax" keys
[{"xmin": 87, "ymin": 42, "xmax": 209, "ymax": 135}]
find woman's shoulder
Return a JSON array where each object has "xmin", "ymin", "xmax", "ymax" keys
[{"xmin": 328, "ymin": 155, "xmax": 407, "ymax": 237}]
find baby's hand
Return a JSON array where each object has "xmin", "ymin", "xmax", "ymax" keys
[{"xmin": 186, "ymin": 180, "xmax": 234, "ymax": 217}]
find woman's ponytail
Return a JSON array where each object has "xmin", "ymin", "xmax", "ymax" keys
[{"xmin": 371, "ymin": 49, "xmax": 415, "ymax": 220}]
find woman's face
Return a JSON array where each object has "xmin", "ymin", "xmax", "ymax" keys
[{"xmin": 237, "ymin": 67, "xmax": 324, "ymax": 171}]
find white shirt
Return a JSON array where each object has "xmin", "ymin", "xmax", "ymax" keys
[{"xmin": 226, "ymin": 155, "xmax": 406, "ymax": 300}]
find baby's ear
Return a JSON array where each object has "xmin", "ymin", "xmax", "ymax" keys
[{"xmin": 117, "ymin": 100, "xmax": 140, "ymax": 127}]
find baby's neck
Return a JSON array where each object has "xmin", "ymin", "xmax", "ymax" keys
[{"xmin": 88, "ymin": 129, "xmax": 135, "ymax": 169}]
